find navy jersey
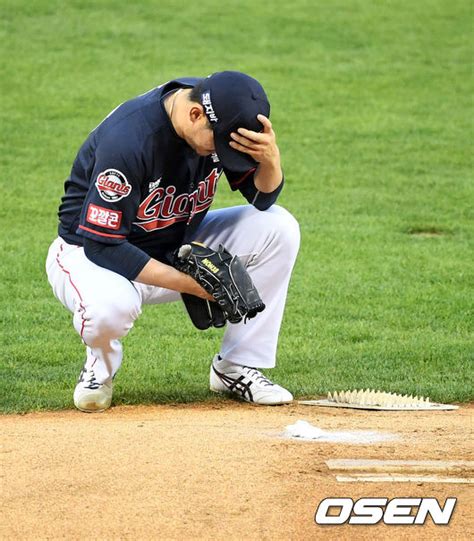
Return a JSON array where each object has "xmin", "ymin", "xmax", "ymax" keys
[{"xmin": 58, "ymin": 78, "xmax": 282, "ymax": 267}]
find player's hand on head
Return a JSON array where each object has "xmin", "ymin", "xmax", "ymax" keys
[{"xmin": 229, "ymin": 114, "xmax": 280, "ymax": 167}]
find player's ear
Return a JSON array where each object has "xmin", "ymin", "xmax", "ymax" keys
[{"xmin": 189, "ymin": 105, "xmax": 205, "ymax": 124}]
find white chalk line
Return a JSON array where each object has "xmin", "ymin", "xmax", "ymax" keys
[
  {"xmin": 336, "ymin": 474, "xmax": 473, "ymax": 484},
  {"xmin": 327, "ymin": 459, "xmax": 474, "ymax": 484},
  {"xmin": 327, "ymin": 458, "xmax": 474, "ymax": 473}
]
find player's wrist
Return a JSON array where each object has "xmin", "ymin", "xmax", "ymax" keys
[
  {"xmin": 183, "ymin": 274, "xmax": 214, "ymax": 300},
  {"xmin": 254, "ymin": 159, "xmax": 283, "ymax": 193}
]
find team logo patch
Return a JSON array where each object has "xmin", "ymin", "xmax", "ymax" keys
[
  {"xmin": 95, "ymin": 169, "xmax": 131, "ymax": 202},
  {"xmin": 86, "ymin": 203, "xmax": 122, "ymax": 230}
]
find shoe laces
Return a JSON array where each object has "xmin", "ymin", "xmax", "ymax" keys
[
  {"xmin": 81, "ymin": 368, "xmax": 101, "ymax": 390},
  {"xmin": 243, "ymin": 367, "xmax": 274, "ymax": 387}
]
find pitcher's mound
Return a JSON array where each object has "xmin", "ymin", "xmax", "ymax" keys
[{"xmin": 2, "ymin": 402, "xmax": 472, "ymax": 540}]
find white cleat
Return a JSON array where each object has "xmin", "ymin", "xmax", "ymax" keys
[
  {"xmin": 73, "ymin": 366, "xmax": 113, "ymax": 413},
  {"xmin": 210, "ymin": 355, "xmax": 293, "ymax": 405}
]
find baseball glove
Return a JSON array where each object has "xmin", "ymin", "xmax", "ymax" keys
[
  {"xmin": 172, "ymin": 242, "xmax": 265, "ymax": 328},
  {"xmin": 180, "ymin": 293, "xmax": 227, "ymax": 330}
]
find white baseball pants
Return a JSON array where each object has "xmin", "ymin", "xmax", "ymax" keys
[{"xmin": 46, "ymin": 205, "xmax": 300, "ymax": 384}]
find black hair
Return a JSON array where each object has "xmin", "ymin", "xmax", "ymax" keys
[
  {"xmin": 188, "ymin": 79, "xmax": 205, "ymax": 104},
  {"xmin": 188, "ymin": 79, "xmax": 212, "ymax": 128}
]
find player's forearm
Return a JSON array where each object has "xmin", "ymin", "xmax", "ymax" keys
[
  {"xmin": 230, "ymin": 114, "xmax": 283, "ymax": 193},
  {"xmin": 134, "ymin": 258, "xmax": 212, "ymax": 299},
  {"xmin": 254, "ymin": 154, "xmax": 283, "ymax": 193}
]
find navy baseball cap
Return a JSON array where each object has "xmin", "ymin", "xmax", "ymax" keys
[{"xmin": 197, "ymin": 71, "xmax": 270, "ymax": 172}]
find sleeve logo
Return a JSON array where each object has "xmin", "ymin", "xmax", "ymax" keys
[
  {"xmin": 86, "ymin": 203, "xmax": 122, "ymax": 230},
  {"xmin": 95, "ymin": 169, "xmax": 132, "ymax": 202}
]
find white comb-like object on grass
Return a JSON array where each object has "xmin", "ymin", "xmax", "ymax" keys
[{"xmin": 299, "ymin": 389, "xmax": 458, "ymax": 411}]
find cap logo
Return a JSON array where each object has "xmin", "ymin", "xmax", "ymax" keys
[{"xmin": 201, "ymin": 92, "xmax": 218, "ymax": 123}]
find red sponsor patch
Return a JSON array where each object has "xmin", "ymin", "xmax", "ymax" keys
[{"xmin": 86, "ymin": 203, "xmax": 122, "ymax": 230}]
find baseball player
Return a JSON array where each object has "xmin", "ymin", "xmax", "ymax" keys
[{"xmin": 46, "ymin": 71, "xmax": 300, "ymax": 412}]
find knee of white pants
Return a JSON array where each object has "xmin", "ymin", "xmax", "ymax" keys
[
  {"xmin": 257, "ymin": 205, "xmax": 300, "ymax": 261},
  {"xmin": 77, "ymin": 288, "xmax": 141, "ymax": 346}
]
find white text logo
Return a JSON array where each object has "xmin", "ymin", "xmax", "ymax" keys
[
  {"xmin": 314, "ymin": 497, "xmax": 457, "ymax": 525},
  {"xmin": 201, "ymin": 92, "xmax": 218, "ymax": 123}
]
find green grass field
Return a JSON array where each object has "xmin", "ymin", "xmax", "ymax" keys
[{"xmin": 1, "ymin": 0, "xmax": 472, "ymax": 412}]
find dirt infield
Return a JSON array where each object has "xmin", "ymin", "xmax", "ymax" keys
[{"xmin": 2, "ymin": 402, "xmax": 473, "ymax": 540}]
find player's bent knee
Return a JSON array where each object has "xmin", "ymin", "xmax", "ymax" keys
[
  {"xmin": 264, "ymin": 205, "xmax": 301, "ymax": 255},
  {"xmin": 78, "ymin": 293, "xmax": 141, "ymax": 343}
]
